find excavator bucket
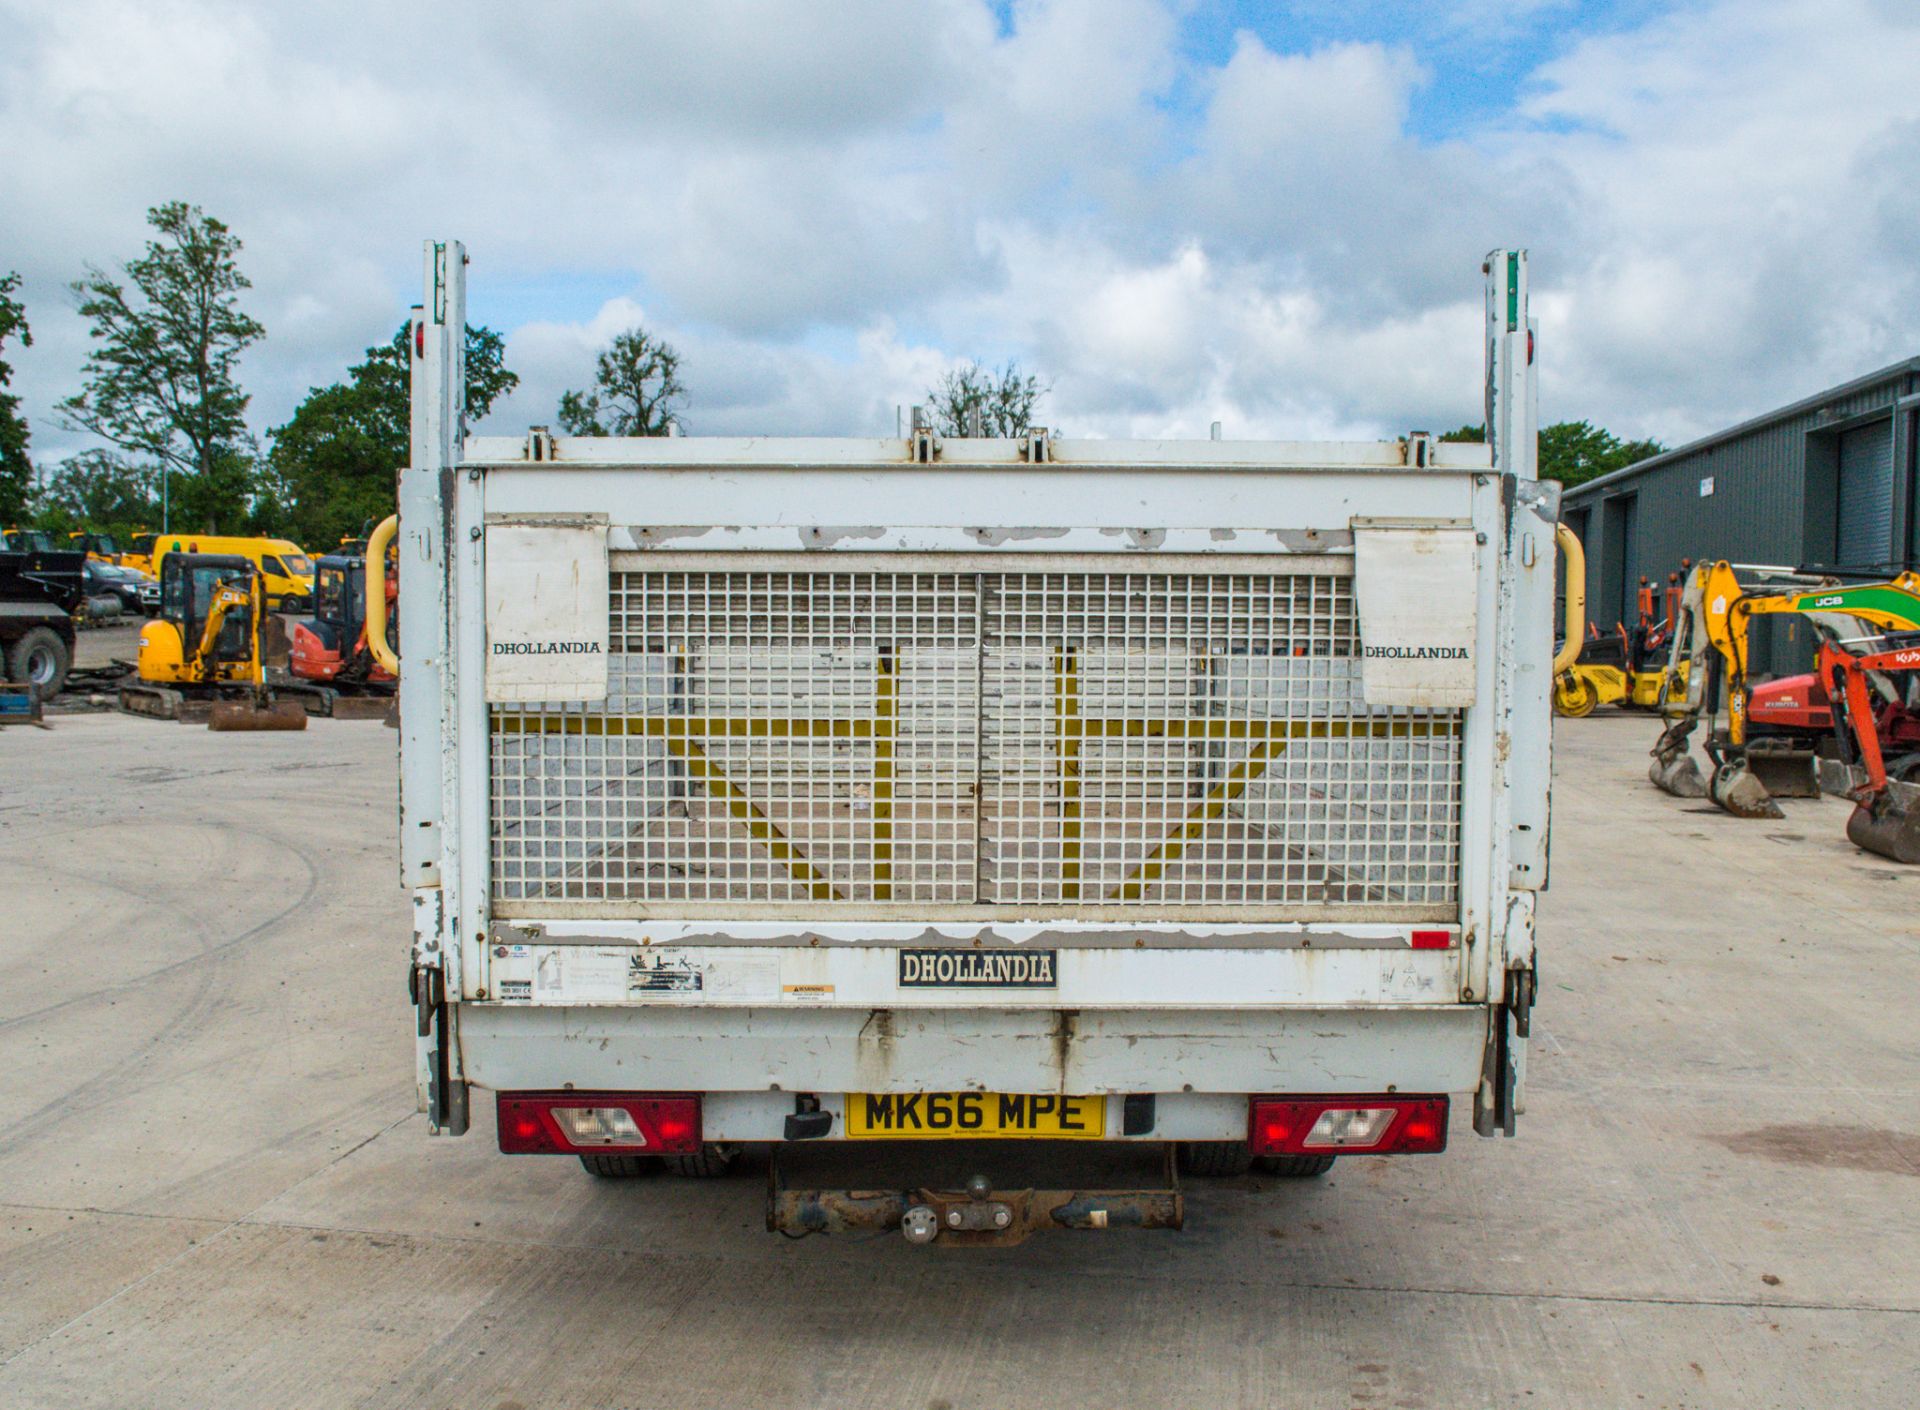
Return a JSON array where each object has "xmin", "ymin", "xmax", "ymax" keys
[
  {"xmin": 1648, "ymin": 720, "xmax": 1706, "ymax": 798},
  {"xmin": 207, "ymin": 697, "xmax": 308, "ymax": 732},
  {"xmin": 1846, "ymin": 796, "xmax": 1920, "ymax": 864},
  {"xmin": 1742, "ymin": 742, "xmax": 1820, "ymax": 799},
  {"xmin": 1706, "ymin": 758, "xmax": 1783, "ymax": 820},
  {"xmin": 259, "ymin": 614, "xmax": 293, "ymax": 672}
]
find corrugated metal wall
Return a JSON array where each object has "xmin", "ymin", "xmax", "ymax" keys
[{"xmin": 1561, "ymin": 362, "xmax": 1918, "ymax": 679}]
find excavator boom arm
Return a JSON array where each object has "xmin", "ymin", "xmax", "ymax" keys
[{"xmin": 187, "ymin": 580, "xmax": 264, "ymax": 685}]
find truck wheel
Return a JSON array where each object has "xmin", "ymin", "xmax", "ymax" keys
[
  {"xmin": 7, "ymin": 627, "xmax": 70, "ymax": 698},
  {"xmin": 665, "ymin": 1142, "xmax": 740, "ymax": 1177},
  {"xmin": 1178, "ymin": 1141, "xmax": 1254, "ymax": 1176},
  {"xmin": 1256, "ymin": 1153, "xmax": 1336, "ymax": 1178},
  {"xmin": 579, "ymin": 1154, "xmax": 661, "ymax": 1178}
]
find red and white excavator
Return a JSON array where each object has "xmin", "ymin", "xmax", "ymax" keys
[{"xmin": 286, "ymin": 515, "xmax": 399, "ymax": 715}]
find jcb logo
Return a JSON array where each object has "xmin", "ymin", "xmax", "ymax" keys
[{"xmin": 1812, "ymin": 595, "xmax": 1844, "ymax": 608}]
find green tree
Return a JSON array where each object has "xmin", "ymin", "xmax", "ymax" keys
[
  {"xmin": 558, "ymin": 328, "xmax": 684, "ymax": 436},
  {"xmin": 926, "ymin": 360, "xmax": 1046, "ymax": 437},
  {"xmin": 33, "ymin": 450, "xmax": 159, "ymax": 537},
  {"xmin": 1435, "ymin": 421, "xmax": 1662, "ymax": 488},
  {"xmin": 60, "ymin": 202, "xmax": 265, "ymax": 533},
  {"xmin": 0, "ymin": 271, "xmax": 31, "ymax": 521},
  {"xmin": 268, "ymin": 323, "xmax": 517, "ymax": 548},
  {"xmin": 1539, "ymin": 420, "xmax": 1664, "ymax": 488}
]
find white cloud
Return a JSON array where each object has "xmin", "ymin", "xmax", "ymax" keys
[
  {"xmin": 1514, "ymin": 0, "xmax": 1920, "ymax": 438},
  {"xmin": 2, "ymin": 0, "xmax": 1918, "ymax": 480},
  {"xmin": 495, "ymin": 297, "xmax": 954, "ymax": 440}
]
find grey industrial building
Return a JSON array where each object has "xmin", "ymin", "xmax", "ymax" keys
[{"xmin": 1562, "ymin": 357, "xmax": 1920, "ymax": 675}]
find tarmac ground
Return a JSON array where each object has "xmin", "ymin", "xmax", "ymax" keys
[{"xmin": 0, "ymin": 710, "xmax": 1914, "ymax": 1409}]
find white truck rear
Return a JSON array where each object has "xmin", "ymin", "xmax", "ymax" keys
[{"xmin": 401, "ymin": 244, "xmax": 1558, "ymax": 1242}]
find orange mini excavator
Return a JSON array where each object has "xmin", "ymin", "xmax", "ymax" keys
[
  {"xmin": 288, "ymin": 515, "xmax": 398, "ymax": 698},
  {"xmin": 289, "ymin": 552, "xmax": 396, "ymax": 691}
]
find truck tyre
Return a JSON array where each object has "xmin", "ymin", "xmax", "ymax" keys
[
  {"xmin": 665, "ymin": 1142, "xmax": 740, "ymax": 1177},
  {"xmin": 1178, "ymin": 1140, "xmax": 1254, "ymax": 1176},
  {"xmin": 7, "ymin": 626, "xmax": 70, "ymax": 698},
  {"xmin": 1256, "ymin": 1153, "xmax": 1336, "ymax": 1178},
  {"xmin": 579, "ymin": 1154, "xmax": 661, "ymax": 1178}
]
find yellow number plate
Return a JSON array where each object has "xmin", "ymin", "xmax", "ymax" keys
[{"xmin": 844, "ymin": 1092, "xmax": 1105, "ymax": 1139}]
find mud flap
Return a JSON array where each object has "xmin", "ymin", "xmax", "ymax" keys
[
  {"xmin": 1474, "ymin": 967, "xmax": 1533, "ymax": 1137},
  {"xmin": 411, "ymin": 964, "xmax": 468, "ymax": 1135}
]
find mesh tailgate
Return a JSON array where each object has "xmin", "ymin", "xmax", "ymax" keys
[{"xmin": 491, "ymin": 566, "xmax": 1461, "ymax": 914}]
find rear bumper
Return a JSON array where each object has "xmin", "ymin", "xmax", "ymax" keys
[{"xmin": 455, "ymin": 1003, "xmax": 1489, "ymax": 1141}]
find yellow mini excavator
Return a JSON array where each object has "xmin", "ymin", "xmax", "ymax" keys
[{"xmin": 119, "ymin": 552, "xmax": 306, "ymax": 730}]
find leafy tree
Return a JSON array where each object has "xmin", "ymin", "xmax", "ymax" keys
[
  {"xmin": 268, "ymin": 323, "xmax": 517, "ymax": 548},
  {"xmin": 32, "ymin": 450, "xmax": 159, "ymax": 536},
  {"xmin": 926, "ymin": 360, "xmax": 1046, "ymax": 437},
  {"xmin": 1435, "ymin": 421, "xmax": 1663, "ymax": 488},
  {"xmin": 558, "ymin": 328, "xmax": 684, "ymax": 436},
  {"xmin": 0, "ymin": 271, "xmax": 31, "ymax": 521},
  {"xmin": 1539, "ymin": 420, "xmax": 1664, "ymax": 488},
  {"xmin": 59, "ymin": 202, "xmax": 265, "ymax": 532}
]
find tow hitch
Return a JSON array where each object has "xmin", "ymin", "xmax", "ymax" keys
[{"xmin": 767, "ymin": 1140, "xmax": 1183, "ymax": 1246}]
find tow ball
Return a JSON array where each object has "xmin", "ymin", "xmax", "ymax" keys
[{"xmin": 903, "ymin": 1175, "xmax": 1014, "ymax": 1243}]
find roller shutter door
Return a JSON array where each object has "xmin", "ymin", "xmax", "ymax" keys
[{"xmin": 1836, "ymin": 420, "xmax": 1894, "ymax": 568}]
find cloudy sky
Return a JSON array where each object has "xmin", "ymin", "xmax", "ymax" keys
[{"xmin": 3, "ymin": 0, "xmax": 1918, "ymax": 470}]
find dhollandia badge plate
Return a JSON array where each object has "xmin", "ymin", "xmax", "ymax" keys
[{"xmin": 896, "ymin": 949, "xmax": 1058, "ymax": 989}]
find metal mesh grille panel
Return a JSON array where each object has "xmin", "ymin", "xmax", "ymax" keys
[{"xmin": 491, "ymin": 567, "xmax": 1462, "ymax": 913}]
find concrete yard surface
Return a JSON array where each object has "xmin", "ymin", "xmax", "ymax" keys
[{"xmin": 0, "ymin": 711, "xmax": 1915, "ymax": 1409}]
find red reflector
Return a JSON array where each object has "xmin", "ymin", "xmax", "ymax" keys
[
  {"xmin": 496, "ymin": 1093, "xmax": 702, "ymax": 1155},
  {"xmin": 1248, "ymin": 1096, "xmax": 1448, "ymax": 1156},
  {"xmin": 414, "ymin": 321, "xmax": 425, "ymax": 357},
  {"xmin": 1410, "ymin": 929, "xmax": 1452, "ymax": 949}
]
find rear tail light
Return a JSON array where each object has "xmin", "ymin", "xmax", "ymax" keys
[
  {"xmin": 496, "ymin": 1093, "xmax": 701, "ymax": 1154},
  {"xmin": 1249, "ymin": 1096, "xmax": 1448, "ymax": 1156}
]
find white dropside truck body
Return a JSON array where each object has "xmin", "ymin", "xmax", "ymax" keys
[{"xmin": 402, "ymin": 244, "xmax": 1558, "ymax": 1243}]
